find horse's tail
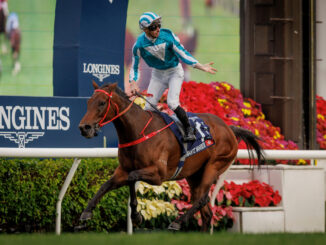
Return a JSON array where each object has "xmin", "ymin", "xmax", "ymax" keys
[{"xmin": 230, "ymin": 125, "xmax": 265, "ymax": 166}]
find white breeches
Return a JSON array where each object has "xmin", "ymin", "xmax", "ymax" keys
[{"xmin": 144, "ymin": 63, "xmax": 184, "ymax": 111}]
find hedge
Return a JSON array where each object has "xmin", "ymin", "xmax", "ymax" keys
[{"xmin": 0, "ymin": 158, "xmax": 129, "ymax": 233}]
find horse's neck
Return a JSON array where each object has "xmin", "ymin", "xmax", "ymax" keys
[{"xmin": 112, "ymin": 97, "xmax": 152, "ymax": 143}]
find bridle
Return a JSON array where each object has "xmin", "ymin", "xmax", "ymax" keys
[
  {"xmin": 93, "ymin": 88, "xmax": 174, "ymax": 148},
  {"xmin": 94, "ymin": 89, "xmax": 135, "ymax": 127}
]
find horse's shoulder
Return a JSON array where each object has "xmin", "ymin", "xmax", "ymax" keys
[{"xmin": 152, "ymin": 111, "xmax": 169, "ymax": 123}]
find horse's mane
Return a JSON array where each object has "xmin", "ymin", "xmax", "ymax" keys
[
  {"xmin": 100, "ymin": 83, "xmax": 130, "ymax": 101},
  {"xmin": 115, "ymin": 86, "xmax": 131, "ymax": 101}
]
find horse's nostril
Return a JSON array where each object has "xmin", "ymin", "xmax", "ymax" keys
[{"xmin": 85, "ymin": 125, "xmax": 91, "ymax": 130}]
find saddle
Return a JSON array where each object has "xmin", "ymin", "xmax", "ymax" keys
[{"xmin": 160, "ymin": 112, "xmax": 215, "ymax": 179}]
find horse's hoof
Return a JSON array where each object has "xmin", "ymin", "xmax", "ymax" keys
[
  {"xmin": 131, "ymin": 212, "xmax": 143, "ymax": 225},
  {"xmin": 168, "ymin": 222, "xmax": 181, "ymax": 231},
  {"xmin": 80, "ymin": 211, "xmax": 92, "ymax": 221},
  {"xmin": 74, "ymin": 224, "xmax": 87, "ymax": 232}
]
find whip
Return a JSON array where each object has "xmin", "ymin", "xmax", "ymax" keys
[{"xmin": 134, "ymin": 91, "xmax": 162, "ymax": 114}]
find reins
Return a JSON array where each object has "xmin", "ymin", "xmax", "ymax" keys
[{"xmin": 94, "ymin": 89, "xmax": 174, "ymax": 148}]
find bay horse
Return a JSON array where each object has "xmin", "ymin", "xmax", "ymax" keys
[{"xmin": 78, "ymin": 82, "xmax": 264, "ymax": 232}]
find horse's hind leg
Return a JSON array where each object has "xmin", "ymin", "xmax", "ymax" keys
[
  {"xmin": 168, "ymin": 168, "xmax": 213, "ymax": 231},
  {"xmin": 79, "ymin": 166, "xmax": 128, "ymax": 221},
  {"xmin": 168, "ymin": 187, "xmax": 210, "ymax": 231},
  {"xmin": 169, "ymin": 160, "xmax": 230, "ymax": 232},
  {"xmin": 200, "ymin": 205, "xmax": 213, "ymax": 232},
  {"xmin": 184, "ymin": 170, "xmax": 213, "ymax": 232}
]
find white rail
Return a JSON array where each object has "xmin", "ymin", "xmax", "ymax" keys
[
  {"xmin": 237, "ymin": 149, "xmax": 326, "ymax": 160},
  {"xmin": 1, "ymin": 147, "xmax": 326, "ymax": 235},
  {"xmin": 1, "ymin": 148, "xmax": 326, "ymax": 159},
  {"xmin": 0, "ymin": 147, "xmax": 118, "ymax": 158}
]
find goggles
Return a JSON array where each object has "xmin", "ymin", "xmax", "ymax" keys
[{"xmin": 148, "ymin": 23, "xmax": 161, "ymax": 31}]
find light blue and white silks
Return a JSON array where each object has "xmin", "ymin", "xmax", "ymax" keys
[{"xmin": 129, "ymin": 28, "xmax": 198, "ymax": 82}]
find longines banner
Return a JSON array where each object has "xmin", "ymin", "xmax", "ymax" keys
[
  {"xmin": 53, "ymin": 0, "xmax": 128, "ymax": 97},
  {"xmin": 0, "ymin": 96, "xmax": 118, "ymax": 148}
]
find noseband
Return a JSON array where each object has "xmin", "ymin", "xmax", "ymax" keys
[{"xmin": 94, "ymin": 89, "xmax": 135, "ymax": 127}]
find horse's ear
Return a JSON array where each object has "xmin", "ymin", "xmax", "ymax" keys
[
  {"xmin": 92, "ymin": 80, "xmax": 99, "ymax": 90},
  {"xmin": 110, "ymin": 83, "xmax": 118, "ymax": 91}
]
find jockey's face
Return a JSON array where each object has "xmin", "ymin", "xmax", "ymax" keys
[{"xmin": 145, "ymin": 22, "xmax": 161, "ymax": 38}]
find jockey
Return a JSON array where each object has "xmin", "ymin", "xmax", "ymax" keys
[
  {"xmin": 5, "ymin": 12, "xmax": 19, "ymax": 36},
  {"xmin": 129, "ymin": 12, "xmax": 217, "ymax": 142}
]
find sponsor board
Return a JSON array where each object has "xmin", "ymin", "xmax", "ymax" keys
[
  {"xmin": 0, "ymin": 96, "xmax": 118, "ymax": 148},
  {"xmin": 53, "ymin": 0, "xmax": 128, "ymax": 96}
]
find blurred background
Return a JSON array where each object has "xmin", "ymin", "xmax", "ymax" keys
[
  {"xmin": 0, "ymin": 0, "xmax": 55, "ymax": 96},
  {"xmin": 124, "ymin": 0, "xmax": 240, "ymax": 91},
  {"xmin": 0, "ymin": 0, "xmax": 240, "ymax": 96}
]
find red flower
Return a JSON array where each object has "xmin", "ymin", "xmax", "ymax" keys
[
  {"xmin": 172, "ymin": 178, "xmax": 281, "ymax": 229},
  {"xmin": 158, "ymin": 81, "xmax": 314, "ymax": 164},
  {"xmin": 223, "ymin": 180, "xmax": 282, "ymax": 207},
  {"xmin": 317, "ymin": 96, "xmax": 326, "ymax": 149}
]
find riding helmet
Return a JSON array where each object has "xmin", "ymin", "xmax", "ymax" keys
[{"xmin": 139, "ymin": 12, "xmax": 161, "ymax": 30}]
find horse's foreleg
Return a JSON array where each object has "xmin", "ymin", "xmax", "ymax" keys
[
  {"xmin": 129, "ymin": 181, "xmax": 143, "ymax": 226},
  {"xmin": 127, "ymin": 161, "xmax": 166, "ymax": 226},
  {"xmin": 80, "ymin": 166, "xmax": 128, "ymax": 221},
  {"xmin": 126, "ymin": 166, "xmax": 162, "ymax": 225},
  {"xmin": 127, "ymin": 165, "xmax": 163, "ymax": 185}
]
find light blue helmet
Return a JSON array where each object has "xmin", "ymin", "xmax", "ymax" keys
[{"xmin": 139, "ymin": 12, "xmax": 161, "ymax": 30}]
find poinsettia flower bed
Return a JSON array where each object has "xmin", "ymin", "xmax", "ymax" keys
[
  {"xmin": 158, "ymin": 81, "xmax": 304, "ymax": 164},
  {"xmin": 134, "ymin": 179, "xmax": 281, "ymax": 231},
  {"xmin": 171, "ymin": 179, "xmax": 281, "ymax": 230},
  {"xmin": 317, "ymin": 95, "xmax": 326, "ymax": 149},
  {"xmin": 223, "ymin": 180, "xmax": 282, "ymax": 207}
]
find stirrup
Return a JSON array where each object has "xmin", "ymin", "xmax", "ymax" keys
[{"xmin": 184, "ymin": 127, "xmax": 196, "ymax": 142}]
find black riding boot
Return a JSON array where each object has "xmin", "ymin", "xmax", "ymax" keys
[{"xmin": 174, "ymin": 106, "xmax": 196, "ymax": 142}]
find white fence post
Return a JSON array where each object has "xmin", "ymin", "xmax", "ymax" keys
[
  {"xmin": 127, "ymin": 196, "xmax": 133, "ymax": 235},
  {"xmin": 127, "ymin": 181, "xmax": 139, "ymax": 235},
  {"xmin": 56, "ymin": 158, "xmax": 81, "ymax": 235}
]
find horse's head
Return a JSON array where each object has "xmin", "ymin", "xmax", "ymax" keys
[{"xmin": 79, "ymin": 81, "xmax": 118, "ymax": 138}]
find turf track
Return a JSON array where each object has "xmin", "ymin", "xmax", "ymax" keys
[{"xmin": 1, "ymin": 232, "xmax": 326, "ymax": 245}]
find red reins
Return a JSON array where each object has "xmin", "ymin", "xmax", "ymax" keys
[{"xmin": 94, "ymin": 89, "xmax": 174, "ymax": 148}]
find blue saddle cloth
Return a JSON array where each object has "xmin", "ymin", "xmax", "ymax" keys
[{"xmin": 160, "ymin": 112, "xmax": 215, "ymax": 179}]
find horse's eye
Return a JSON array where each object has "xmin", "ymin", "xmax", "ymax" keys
[{"xmin": 99, "ymin": 101, "xmax": 106, "ymax": 107}]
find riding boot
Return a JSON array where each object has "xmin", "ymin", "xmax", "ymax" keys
[{"xmin": 174, "ymin": 106, "xmax": 196, "ymax": 142}]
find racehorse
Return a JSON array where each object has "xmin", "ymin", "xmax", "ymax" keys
[{"xmin": 78, "ymin": 82, "xmax": 264, "ymax": 232}]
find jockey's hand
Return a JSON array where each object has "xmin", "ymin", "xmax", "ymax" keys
[
  {"xmin": 194, "ymin": 62, "xmax": 217, "ymax": 74},
  {"xmin": 129, "ymin": 80, "xmax": 140, "ymax": 96}
]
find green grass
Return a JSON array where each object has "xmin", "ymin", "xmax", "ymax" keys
[{"xmin": 1, "ymin": 232, "xmax": 326, "ymax": 245}]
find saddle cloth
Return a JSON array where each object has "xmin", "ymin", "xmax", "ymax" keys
[{"xmin": 160, "ymin": 112, "xmax": 215, "ymax": 179}]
